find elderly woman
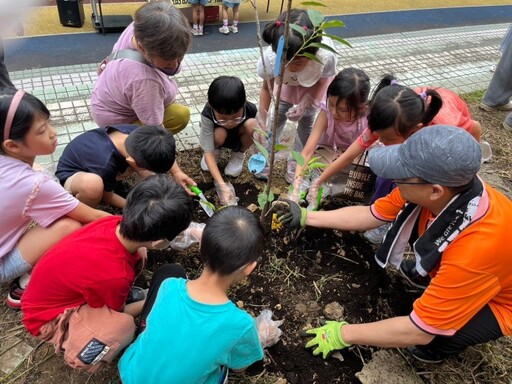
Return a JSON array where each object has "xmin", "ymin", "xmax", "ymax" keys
[{"xmin": 91, "ymin": 1, "xmax": 195, "ymax": 190}]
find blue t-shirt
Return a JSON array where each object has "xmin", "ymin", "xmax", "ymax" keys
[
  {"xmin": 55, "ymin": 124, "xmax": 138, "ymax": 191},
  {"xmin": 118, "ymin": 278, "xmax": 263, "ymax": 384}
]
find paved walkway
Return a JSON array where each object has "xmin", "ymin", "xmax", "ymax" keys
[{"xmin": 7, "ymin": 22, "xmax": 508, "ymax": 170}]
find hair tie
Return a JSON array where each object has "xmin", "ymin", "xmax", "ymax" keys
[
  {"xmin": 390, "ymin": 80, "xmax": 399, "ymax": 86},
  {"xmin": 419, "ymin": 92, "xmax": 427, "ymax": 100},
  {"xmin": 276, "ymin": 20, "xmax": 282, "ymax": 27},
  {"xmin": 3, "ymin": 90, "xmax": 25, "ymax": 142},
  {"xmin": 302, "ymin": 26, "xmax": 308, "ymax": 31}
]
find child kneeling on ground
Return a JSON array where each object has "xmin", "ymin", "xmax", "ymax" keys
[
  {"xmin": 200, "ymin": 76, "xmax": 257, "ymax": 204},
  {"xmin": 56, "ymin": 124, "xmax": 176, "ymax": 209},
  {"xmin": 118, "ymin": 206, "xmax": 265, "ymax": 384},
  {"xmin": 21, "ymin": 175, "xmax": 193, "ymax": 373}
]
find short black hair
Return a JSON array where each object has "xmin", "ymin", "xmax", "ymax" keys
[
  {"xmin": 125, "ymin": 125, "xmax": 176, "ymax": 173},
  {"xmin": 120, "ymin": 175, "xmax": 193, "ymax": 242},
  {"xmin": 207, "ymin": 76, "xmax": 246, "ymax": 115},
  {"xmin": 200, "ymin": 206, "xmax": 264, "ymax": 276}
]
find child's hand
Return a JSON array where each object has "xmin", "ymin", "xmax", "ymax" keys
[
  {"xmin": 256, "ymin": 309, "xmax": 283, "ymax": 348},
  {"xmin": 307, "ymin": 179, "xmax": 321, "ymax": 207},
  {"xmin": 219, "ymin": 183, "xmax": 236, "ymax": 206},
  {"xmin": 173, "ymin": 171, "xmax": 196, "ymax": 196}
]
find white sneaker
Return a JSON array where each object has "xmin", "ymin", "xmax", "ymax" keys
[
  {"xmin": 363, "ymin": 224, "xmax": 391, "ymax": 245},
  {"xmin": 198, "ymin": 28, "xmax": 203, "ymax": 36},
  {"xmin": 191, "ymin": 28, "xmax": 199, "ymax": 36},
  {"xmin": 229, "ymin": 25, "xmax": 238, "ymax": 34},
  {"xmin": 201, "ymin": 150, "xmax": 220, "ymax": 172},
  {"xmin": 219, "ymin": 25, "xmax": 230, "ymax": 35},
  {"xmin": 225, "ymin": 151, "xmax": 245, "ymax": 177}
]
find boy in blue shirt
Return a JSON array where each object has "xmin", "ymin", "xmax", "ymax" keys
[
  {"xmin": 56, "ymin": 124, "xmax": 175, "ymax": 208},
  {"xmin": 118, "ymin": 206, "xmax": 265, "ymax": 384}
]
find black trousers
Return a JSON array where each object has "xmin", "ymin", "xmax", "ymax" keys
[
  {"xmin": 416, "ymin": 304, "xmax": 503, "ymax": 357},
  {"xmin": 137, "ymin": 263, "xmax": 186, "ymax": 334}
]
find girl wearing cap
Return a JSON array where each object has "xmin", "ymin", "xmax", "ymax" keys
[{"xmin": 0, "ymin": 88, "xmax": 108, "ymax": 308}]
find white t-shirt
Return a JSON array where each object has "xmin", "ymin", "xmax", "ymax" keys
[
  {"xmin": 0, "ymin": 155, "xmax": 79, "ymax": 258},
  {"xmin": 256, "ymin": 37, "xmax": 337, "ymax": 105}
]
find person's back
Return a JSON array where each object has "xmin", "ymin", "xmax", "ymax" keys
[
  {"xmin": 119, "ymin": 278, "xmax": 260, "ymax": 383},
  {"xmin": 21, "ymin": 215, "xmax": 137, "ymax": 335},
  {"xmin": 119, "ymin": 206, "xmax": 265, "ymax": 383},
  {"xmin": 55, "ymin": 124, "xmax": 176, "ymax": 208}
]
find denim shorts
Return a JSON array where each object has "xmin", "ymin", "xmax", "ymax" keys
[
  {"xmin": 223, "ymin": 1, "xmax": 240, "ymax": 8},
  {"xmin": 0, "ymin": 247, "xmax": 32, "ymax": 284},
  {"xmin": 188, "ymin": 0, "xmax": 208, "ymax": 5}
]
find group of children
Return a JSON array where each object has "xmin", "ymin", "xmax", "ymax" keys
[
  {"xmin": 0, "ymin": 85, "xmax": 266, "ymax": 379},
  {"xmin": 0, "ymin": 5, "xmax": 490, "ymax": 383}
]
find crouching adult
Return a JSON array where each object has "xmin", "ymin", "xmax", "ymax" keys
[
  {"xmin": 21, "ymin": 175, "xmax": 193, "ymax": 372},
  {"xmin": 273, "ymin": 125, "xmax": 512, "ymax": 362}
]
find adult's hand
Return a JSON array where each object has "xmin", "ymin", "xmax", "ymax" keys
[
  {"xmin": 271, "ymin": 198, "xmax": 307, "ymax": 229},
  {"xmin": 304, "ymin": 321, "xmax": 351, "ymax": 359}
]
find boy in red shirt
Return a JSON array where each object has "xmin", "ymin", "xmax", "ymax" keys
[{"xmin": 21, "ymin": 175, "xmax": 192, "ymax": 372}]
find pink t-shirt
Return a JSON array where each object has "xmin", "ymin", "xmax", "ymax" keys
[
  {"xmin": 0, "ymin": 155, "xmax": 79, "ymax": 258},
  {"xmin": 317, "ymin": 103, "xmax": 368, "ymax": 151},
  {"xmin": 91, "ymin": 23, "xmax": 179, "ymax": 127}
]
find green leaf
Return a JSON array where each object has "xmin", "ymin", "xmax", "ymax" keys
[
  {"xmin": 300, "ymin": 1, "xmax": 326, "ymax": 7},
  {"xmin": 274, "ymin": 144, "xmax": 288, "ymax": 151},
  {"xmin": 308, "ymin": 42, "xmax": 338, "ymax": 54},
  {"xmin": 322, "ymin": 33, "xmax": 352, "ymax": 47},
  {"xmin": 300, "ymin": 52, "xmax": 322, "ymax": 63},
  {"xmin": 291, "ymin": 150, "xmax": 305, "ymax": 167},
  {"xmin": 321, "ymin": 20, "xmax": 346, "ymax": 29},
  {"xmin": 289, "ymin": 23, "xmax": 307, "ymax": 37},
  {"xmin": 268, "ymin": 190, "xmax": 275, "ymax": 204},
  {"xmin": 253, "ymin": 127, "xmax": 268, "ymax": 138},
  {"xmin": 257, "ymin": 191, "xmax": 268, "ymax": 211},
  {"xmin": 253, "ymin": 141, "xmax": 269, "ymax": 161},
  {"xmin": 306, "ymin": 9, "xmax": 325, "ymax": 27},
  {"xmin": 308, "ymin": 162, "xmax": 327, "ymax": 170}
]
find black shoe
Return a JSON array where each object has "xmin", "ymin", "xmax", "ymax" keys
[
  {"xmin": 408, "ymin": 345, "xmax": 444, "ymax": 364},
  {"xmin": 399, "ymin": 260, "xmax": 431, "ymax": 290},
  {"xmin": 126, "ymin": 286, "xmax": 147, "ymax": 304}
]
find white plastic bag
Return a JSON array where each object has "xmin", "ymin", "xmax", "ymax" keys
[
  {"xmin": 256, "ymin": 309, "xmax": 283, "ymax": 348},
  {"xmin": 214, "ymin": 181, "xmax": 238, "ymax": 206},
  {"xmin": 285, "ymin": 94, "xmax": 316, "ymax": 122},
  {"xmin": 169, "ymin": 222, "xmax": 205, "ymax": 250}
]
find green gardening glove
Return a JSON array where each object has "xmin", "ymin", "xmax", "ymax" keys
[
  {"xmin": 271, "ymin": 198, "xmax": 307, "ymax": 229},
  {"xmin": 304, "ymin": 321, "xmax": 351, "ymax": 359}
]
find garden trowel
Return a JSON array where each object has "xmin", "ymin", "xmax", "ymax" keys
[{"xmin": 189, "ymin": 185, "xmax": 215, "ymax": 217}]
